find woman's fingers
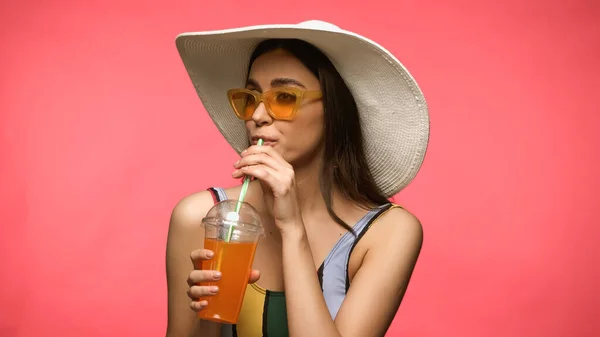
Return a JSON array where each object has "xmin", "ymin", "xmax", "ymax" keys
[
  {"xmin": 187, "ymin": 269, "xmax": 261, "ymax": 312},
  {"xmin": 242, "ymin": 145, "xmax": 292, "ymax": 169},
  {"xmin": 233, "ymin": 163, "xmax": 291, "ymax": 193},
  {"xmin": 187, "ymin": 284, "xmax": 220, "ymax": 300},
  {"xmin": 190, "ymin": 300, "xmax": 208, "ymax": 312},
  {"xmin": 187, "ymin": 249, "xmax": 219, "ymax": 312},
  {"xmin": 233, "ymin": 144, "xmax": 297, "ymax": 198},
  {"xmin": 234, "ymin": 151, "xmax": 282, "ymax": 171},
  {"xmin": 190, "ymin": 249, "xmax": 214, "ymax": 265},
  {"xmin": 187, "ymin": 269, "xmax": 222, "ymax": 286}
]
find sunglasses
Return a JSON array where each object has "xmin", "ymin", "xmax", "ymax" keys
[{"xmin": 227, "ymin": 87, "xmax": 322, "ymax": 121}]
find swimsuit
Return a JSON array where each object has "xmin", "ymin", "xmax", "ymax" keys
[{"xmin": 207, "ymin": 187, "xmax": 399, "ymax": 337}]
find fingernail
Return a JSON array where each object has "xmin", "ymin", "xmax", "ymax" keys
[
  {"xmin": 210, "ymin": 286, "xmax": 219, "ymax": 293},
  {"xmin": 213, "ymin": 271, "xmax": 222, "ymax": 280},
  {"xmin": 234, "ymin": 160, "xmax": 239, "ymax": 167},
  {"xmin": 206, "ymin": 251, "xmax": 214, "ymax": 258},
  {"xmin": 232, "ymin": 170, "xmax": 240, "ymax": 176},
  {"xmin": 241, "ymin": 149, "xmax": 247, "ymax": 155}
]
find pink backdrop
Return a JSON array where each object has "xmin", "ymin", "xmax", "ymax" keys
[{"xmin": 1, "ymin": 1, "xmax": 599, "ymax": 336}]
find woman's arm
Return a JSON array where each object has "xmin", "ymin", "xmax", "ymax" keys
[
  {"xmin": 165, "ymin": 191, "xmax": 222, "ymax": 337},
  {"xmin": 233, "ymin": 145, "xmax": 423, "ymax": 337},
  {"xmin": 281, "ymin": 207, "xmax": 423, "ymax": 337}
]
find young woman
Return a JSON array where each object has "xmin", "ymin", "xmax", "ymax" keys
[{"xmin": 167, "ymin": 21, "xmax": 430, "ymax": 337}]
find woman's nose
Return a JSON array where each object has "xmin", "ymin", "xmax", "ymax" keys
[{"xmin": 251, "ymin": 102, "xmax": 273, "ymax": 126}]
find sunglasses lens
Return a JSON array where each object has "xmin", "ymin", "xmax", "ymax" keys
[
  {"xmin": 230, "ymin": 92, "xmax": 257, "ymax": 119},
  {"xmin": 267, "ymin": 90, "xmax": 298, "ymax": 118}
]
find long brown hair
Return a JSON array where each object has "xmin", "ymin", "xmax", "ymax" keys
[{"xmin": 249, "ymin": 39, "xmax": 390, "ymax": 234}]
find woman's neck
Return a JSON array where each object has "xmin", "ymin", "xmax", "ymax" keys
[
  {"xmin": 293, "ymin": 160, "xmax": 325, "ymax": 214},
  {"xmin": 292, "ymin": 157, "xmax": 363, "ymax": 220}
]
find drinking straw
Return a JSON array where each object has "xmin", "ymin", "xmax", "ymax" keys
[{"xmin": 224, "ymin": 139, "xmax": 263, "ymax": 242}]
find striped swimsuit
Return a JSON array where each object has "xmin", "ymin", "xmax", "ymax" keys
[{"xmin": 207, "ymin": 187, "xmax": 398, "ymax": 337}]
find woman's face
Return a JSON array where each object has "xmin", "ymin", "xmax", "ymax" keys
[{"xmin": 245, "ymin": 49, "xmax": 324, "ymax": 167}]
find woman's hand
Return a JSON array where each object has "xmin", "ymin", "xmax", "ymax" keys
[
  {"xmin": 187, "ymin": 248, "xmax": 260, "ymax": 312},
  {"xmin": 232, "ymin": 145, "xmax": 303, "ymax": 231}
]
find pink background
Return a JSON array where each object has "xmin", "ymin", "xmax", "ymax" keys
[{"xmin": 1, "ymin": 0, "xmax": 599, "ymax": 336}]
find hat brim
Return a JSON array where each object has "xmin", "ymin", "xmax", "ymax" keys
[{"xmin": 175, "ymin": 22, "xmax": 429, "ymax": 197}]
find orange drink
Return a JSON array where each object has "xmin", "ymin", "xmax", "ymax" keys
[
  {"xmin": 198, "ymin": 238, "xmax": 258, "ymax": 323},
  {"xmin": 197, "ymin": 200, "xmax": 263, "ymax": 324}
]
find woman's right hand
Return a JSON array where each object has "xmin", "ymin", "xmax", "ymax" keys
[{"xmin": 187, "ymin": 248, "xmax": 261, "ymax": 312}]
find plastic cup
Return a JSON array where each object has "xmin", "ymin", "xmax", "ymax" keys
[{"xmin": 197, "ymin": 199, "xmax": 264, "ymax": 324}]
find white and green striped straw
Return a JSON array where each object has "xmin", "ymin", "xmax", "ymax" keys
[{"xmin": 224, "ymin": 138, "xmax": 263, "ymax": 242}]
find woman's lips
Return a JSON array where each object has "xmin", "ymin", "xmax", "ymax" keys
[
  {"xmin": 251, "ymin": 136, "xmax": 277, "ymax": 146},
  {"xmin": 252, "ymin": 139, "xmax": 276, "ymax": 146}
]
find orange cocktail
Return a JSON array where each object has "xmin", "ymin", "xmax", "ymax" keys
[
  {"xmin": 197, "ymin": 199, "xmax": 263, "ymax": 324},
  {"xmin": 198, "ymin": 238, "xmax": 258, "ymax": 323}
]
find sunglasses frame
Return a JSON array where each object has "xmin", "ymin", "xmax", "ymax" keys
[{"xmin": 226, "ymin": 87, "xmax": 322, "ymax": 121}]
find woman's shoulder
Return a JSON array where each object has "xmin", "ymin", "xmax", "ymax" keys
[
  {"xmin": 379, "ymin": 204, "xmax": 422, "ymax": 228},
  {"xmin": 168, "ymin": 190, "xmax": 215, "ymax": 231},
  {"xmin": 363, "ymin": 205, "xmax": 423, "ymax": 253},
  {"xmin": 169, "ymin": 184, "xmax": 246, "ymax": 227}
]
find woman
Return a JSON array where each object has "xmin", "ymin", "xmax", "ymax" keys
[{"xmin": 167, "ymin": 20, "xmax": 430, "ymax": 337}]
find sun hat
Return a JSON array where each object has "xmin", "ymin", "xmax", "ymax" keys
[{"xmin": 175, "ymin": 20, "xmax": 430, "ymax": 197}]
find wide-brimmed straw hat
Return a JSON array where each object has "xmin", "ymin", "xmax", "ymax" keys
[{"xmin": 175, "ymin": 20, "xmax": 429, "ymax": 197}]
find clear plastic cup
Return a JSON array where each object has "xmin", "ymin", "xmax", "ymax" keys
[{"xmin": 197, "ymin": 200, "xmax": 264, "ymax": 324}]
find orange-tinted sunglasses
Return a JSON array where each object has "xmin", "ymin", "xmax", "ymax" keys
[{"xmin": 227, "ymin": 87, "xmax": 322, "ymax": 121}]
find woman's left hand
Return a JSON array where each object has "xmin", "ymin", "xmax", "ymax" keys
[{"xmin": 232, "ymin": 145, "xmax": 303, "ymax": 232}]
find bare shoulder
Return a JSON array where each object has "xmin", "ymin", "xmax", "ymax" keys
[
  {"xmin": 364, "ymin": 205, "xmax": 423, "ymax": 257},
  {"xmin": 380, "ymin": 205, "xmax": 423, "ymax": 237},
  {"xmin": 169, "ymin": 190, "xmax": 216, "ymax": 231},
  {"xmin": 166, "ymin": 190, "xmax": 217, "ymax": 262},
  {"xmin": 169, "ymin": 183, "xmax": 247, "ymax": 231}
]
